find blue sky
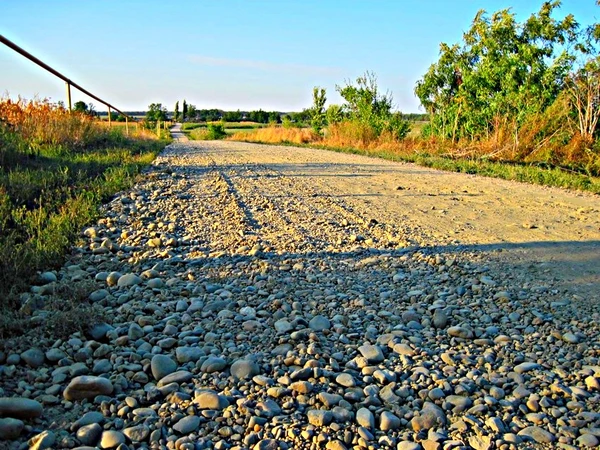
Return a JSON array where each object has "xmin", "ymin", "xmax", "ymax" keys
[{"xmin": 1, "ymin": 1, "xmax": 598, "ymax": 113}]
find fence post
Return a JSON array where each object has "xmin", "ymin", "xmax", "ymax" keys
[
  {"xmin": 65, "ymin": 82, "xmax": 72, "ymax": 111},
  {"xmin": 125, "ymin": 116, "xmax": 129, "ymax": 136},
  {"xmin": 108, "ymin": 107, "xmax": 112, "ymax": 127},
  {"xmin": 157, "ymin": 120, "xmax": 160, "ymax": 137}
]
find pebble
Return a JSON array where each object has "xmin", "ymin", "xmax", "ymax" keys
[
  {"xmin": 230, "ymin": 358, "xmax": 260, "ymax": 379},
  {"xmin": 173, "ymin": 415, "xmax": 201, "ymax": 434},
  {"xmin": 150, "ymin": 354, "xmax": 177, "ymax": 380},
  {"xmin": 63, "ymin": 376, "xmax": 113, "ymax": 401},
  {"xmin": 0, "ymin": 397, "xmax": 43, "ymax": 419},
  {"xmin": 0, "ymin": 418, "xmax": 24, "ymax": 440}
]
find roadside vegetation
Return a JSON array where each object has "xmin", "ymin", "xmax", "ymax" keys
[
  {"xmin": 0, "ymin": 98, "xmax": 169, "ymax": 318},
  {"xmin": 230, "ymin": 2, "xmax": 600, "ymax": 194}
]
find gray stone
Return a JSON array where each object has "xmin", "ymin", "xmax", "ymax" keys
[
  {"xmin": 0, "ymin": 397, "xmax": 43, "ymax": 419},
  {"xmin": 358, "ymin": 344, "xmax": 384, "ymax": 363},
  {"xmin": 76, "ymin": 423, "xmax": 102, "ymax": 446},
  {"xmin": 517, "ymin": 426, "xmax": 555, "ymax": 444},
  {"xmin": 397, "ymin": 443, "xmax": 422, "ymax": 450},
  {"xmin": 356, "ymin": 407, "xmax": 375, "ymax": 428},
  {"xmin": 230, "ymin": 358, "xmax": 260, "ymax": 379},
  {"xmin": 157, "ymin": 370, "xmax": 193, "ymax": 387},
  {"xmin": 336, "ymin": 373, "xmax": 356, "ymax": 387},
  {"xmin": 151, "ymin": 354, "xmax": 177, "ymax": 381},
  {"xmin": 20, "ymin": 348, "xmax": 45, "ymax": 368},
  {"xmin": 411, "ymin": 403, "xmax": 447, "ymax": 431},
  {"xmin": 432, "ymin": 309, "xmax": 448, "ymax": 328},
  {"xmin": 514, "ymin": 362, "xmax": 540, "ymax": 374},
  {"xmin": 447, "ymin": 326, "xmax": 473, "ymax": 339},
  {"xmin": 0, "ymin": 418, "xmax": 24, "ymax": 440},
  {"xmin": 28, "ymin": 430, "xmax": 55, "ymax": 450},
  {"xmin": 176, "ymin": 346, "xmax": 203, "ymax": 363},
  {"xmin": 194, "ymin": 391, "xmax": 229, "ymax": 410},
  {"xmin": 307, "ymin": 409, "xmax": 332, "ymax": 426},
  {"xmin": 99, "ymin": 430, "xmax": 125, "ymax": 449},
  {"xmin": 200, "ymin": 356, "xmax": 227, "ymax": 373},
  {"xmin": 173, "ymin": 415, "xmax": 200, "ymax": 434},
  {"xmin": 117, "ymin": 273, "xmax": 142, "ymax": 287},
  {"xmin": 63, "ymin": 376, "xmax": 113, "ymax": 401},
  {"xmin": 309, "ymin": 315, "xmax": 331, "ymax": 331},
  {"xmin": 45, "ymin": 348, "xmax": 66, "ymax": 362},
  {"xmin": 577, "ymin": 434, "xmax": 600, "ymax": 447},
  {"xmin": 123, "ymin": 424, "xmax": 150, "ymax": 442},
  {"xmin": 379, "ymin": 411, "xmax": 400, "ymax": 431}
]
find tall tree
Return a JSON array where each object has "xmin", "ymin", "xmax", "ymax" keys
[
  {"xmin": 415, "ymin": 1, "xmax": 579, "ymax": 140},
  {"xmin": 182, "ymin": 100, "xmax": 188, "ymax": 122},
  {"xmin": 174, "ymin": 101, "xmax": 179, "ymax": 122}
]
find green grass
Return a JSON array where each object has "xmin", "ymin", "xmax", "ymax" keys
[{"xmin": 0, "ymin": 125, "xmax": 170, "ymax": 313}]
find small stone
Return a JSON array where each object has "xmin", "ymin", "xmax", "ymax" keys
[
  {"xmin": 411, "ymin": 403, "xmax": 447, "ymax": 431},
  {"xmin": 514, "ymin": 362, "xmax": 540, "ymax": 374},
  {"xmin": 397, "ymin": 442, "xmax": 422, "ymax": 450},
  {"xmin": 20, "ymin": 348, "xmax": 45, "ymax": 368},
  {"xmin": 63, "ymin": 376, "xmax": 113, "ymax": 401},
  {"xmin": 173, "ymin": 415, "xmax": 200, "ymax": 434},
  {"xmin": 151, "ymin": 354, "xmax": 177, "ymax": 381},
  {"xmin": 117, "ymin": 273, "xmax": 142, "ymax": 287},
  {"xmin": 39, "ymin": 272, "xmax": 57, "ymax": 284},
  {"xmin": 200, "ymin": 356, "xmax": 227, "ymax": 373},
  {"xmin": 517, "ymin": 426, "xmax": 555, "ymax": 444},
  {"xmin": 0, "ymin": 397, "xmax": 43, "ymax": 419},
  {"xmin": 105, "ymin": 272, "xmax": 121, "ymax": 287},
  {"xmin": 432, "ymin": 309, "xmax": 448, "ymax": 329},
  {"xmin": 290, "ymin": 381, "xmax": 313, "ymax": 394},
  {"xmin": 307, "ymin": 409, "xmax": 332, "ymax": 426},
  {"xmin": 0, "ymin": 418, "xmax": 24, "ymax": 440},
  {"xmin": 336, "ymin": 373, "xmax": 356, "ymax": 387},
  {"xmin": 577, "ymin": 434, "xmax": 599, "ymax": 447},
  {"xmin": 99, "ymin": 430, "xmax": 126, "ymax": 449},
  {"xmin": 309, "ymin": 315, "xmax": 331, "ymax": 331},
  {"xmin": 358, "ymin": 344, "xmax": 384, "ymax": 363},
  {"xmin": 356, "ymin": 407, "xmax": 375, "ymax": 428},
  {"xmin": 563, "ymin": 332, "xmax": 580, "ymax": 344},
  {"xmin": 254, "ymin": 439, "xmax": 279, "ymax": 450},
  {"xmin": 194, "ymin": 391, "xmax": 228, "ymax": 410},
  {"xmin": 325, "ymin": 440, "xmax": 348, "ymax": 450},
  {"xmin": 230, "ymin": 358, "xmax": 260, "ymax": 379},
  {"xmin": 379, "ymin": 411, "xmax": 400, "ymax": 431},
  {"xmin": 123, "ymin": 424, "xmax": 150, "ymax": 442},
  {"xmin": 157, "ymin": 370, "xmax": 193, "ymax": 387},
  {"xmin": 76, "ymin": 423, "xmax": 102, "ymax": 446},
  {"xmin": 447, "ymin": 326, "xmax": 473, "ymax": 339},
  {"xmin": 28, "ymin": 430, "xmax": 55, "ymax": 450}
]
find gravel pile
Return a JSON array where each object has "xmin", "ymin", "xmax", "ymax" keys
[{"xmin": 0, "ymin": 141, "xmax": 598, "ymax": 450}]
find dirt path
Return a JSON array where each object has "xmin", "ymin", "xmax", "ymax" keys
[{"xmin": 176, "ymin": 140, "xmax": 599, "ymax": 298}]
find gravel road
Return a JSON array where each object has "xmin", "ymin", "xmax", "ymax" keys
[{"xmin": 1, "ymin": 139, "xmax": 599, "ymax": 450}]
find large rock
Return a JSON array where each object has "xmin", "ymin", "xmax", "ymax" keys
[
  {"xmin": 99, "ymin": 430, "xmax": 125, "ymax": 449},
  {"xmin": 200, "ymin": 356, "xmax": 227, "ymax": 373},
  {"xmin": 63, "ymin": 376, "xmax": 113, "ymax": 401},
  {"xmin": 309, "ymin": 315, "xmax": 331, "ymax": 331},
  {"xmin": 173, "ymin": 415, "xmax": 200, "ymax": 434},
  {"xmin": 0, "ymin": 397, "xmax": 43, "ymax": 419},
  {"xmin": 76, "ymin": 423, "xmax": 103, "ymax": 446},
  {"xmin": 517, "ymin": 426, "xmax": 555, "ymax": 444},
  {"xmin": 117, "ymin": 273, "xmax": 142, "ymax": 288},
  {"xmin": 357, "ymin": 344, "xmax": 384, "ymax": 363}
]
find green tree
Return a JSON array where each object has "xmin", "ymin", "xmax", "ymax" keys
[
  {"xmin": 310, "ymin": 87, "xmax": 327, "ymax": 133},
  {"xmin": 182, "ymin": 100, "xmax": 188, "ymax": 122},
  {"xmin": 415, "ymin": 1, "xmax": 579, "ymax": 141},
  {"xmin": 326, "ymin": 104, "xmax": 344, "ymax": 125},
  {"xmin": 73, "ymin": 101, "xmax": 88, "ymax": 113},
  {"xmin": 223, "ymin": 110, "xmax": 243, "ymax": 122},
  {"xmin": 145, "ymin": 103, "xmax": 167, "ymax": 123},
  {"xmin": 337, "ymin": 71, "xmax": 410, "ymax": 138},
  {"xmin": 174, "ymin": 101, "xmax": 179, "ymax": 122}
]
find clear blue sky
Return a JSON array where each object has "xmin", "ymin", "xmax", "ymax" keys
[{"xmin": 1, "ymin": 1, "xmax": 598, "ymax": 113}]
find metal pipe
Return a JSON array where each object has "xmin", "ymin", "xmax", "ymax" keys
[{"xmin": 0, "ymin": 34, "xmax": 133, "ymax": 121}]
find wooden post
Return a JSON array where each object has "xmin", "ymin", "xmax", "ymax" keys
[
  {"xmin": 157, "ymin": 120, "xmax": 160, "ymax": 137},
  {"xmin": 65, "ymin": 82, "xmax": 72, "ymax": 111},
  {"xmin": 108, "ymin": 107, "xmax": 112, "ymax": 127},
  {"xmin": 125, "ymin": 116, "xmax": 129, "ymax": 136}
]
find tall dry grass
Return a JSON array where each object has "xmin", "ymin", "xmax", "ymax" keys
[{"xmin": 229, "ymin": 126, "xmax": 319, "ymax": 145}]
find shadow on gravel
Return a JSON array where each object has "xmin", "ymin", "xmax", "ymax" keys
[{"xmin": 176, "ymin": 239, "xmax": 599, "ymax": 300}]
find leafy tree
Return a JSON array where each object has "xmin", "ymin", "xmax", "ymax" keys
[
  {"xmin": 223, "ymin": 110, "xmax": 243, "ymax": 122},
  {"xmin": 145, "ymin": 103, "xmax": 167, "ymax": 123},
  {"xmin": 337, "ymin": 71, "xmax": 410, "ymax": 138},
  {"xmin": 326, "ymin": 104, "xmax": 344, "ymax": 125},
  {"xmin": 310, "ymin": 87, "xmax": 327, "ymax": 133},
  {"xmin": 174, "ymin": 101, "xmax": 179, "ymax": 121},
  {"xmin": 415, "ymin": 1, "xmax": 579, "ymax": 141},
  {"xmin": 268, "ymin": 111, "xmax": 281, "ymax": 124},
  {"xmin": 182, "ymin": 100, "xmax": 188, "ymax": 122},
  {"xmin": 187, "ymin": 104, "xmax": 197, "ymax": 121},
  {"xmin": 73, "ymin": 101, "xmax": 88, "ymax": 113},
  {"xmin": 248, "ymin": 109, "xmax": 270, "ymax": 123}
]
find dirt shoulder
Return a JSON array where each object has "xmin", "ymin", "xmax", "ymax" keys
[{"xmin": 205, "ymin": 140, "xmax": 600, "ymax": 298}]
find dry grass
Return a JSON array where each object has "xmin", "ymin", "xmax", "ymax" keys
[{"xmin": 229, "ymin": 125, "xmax": 319, "ymax": 145}]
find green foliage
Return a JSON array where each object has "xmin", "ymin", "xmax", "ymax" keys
[
  {"xmin": 326, "ymin": 104, "xmax": 344, "ymax": 125},
  {"xmin": 223, "ymin": 110, "xmax": 243, "ymax": 122},
  {"xmin": 190, "ymin": 123, "xmax": 227, "ymax": 140},
  {"xmin": 182, "ymin": 100, "xmax": 188, "ymax": 122},
  {"xmin": 145, "ymin": 103, "xmax": 167, "ymax": 124},
  {"xmin": 337, "ymin": 71, "xmax": 411, "ymax": 138},
  {"xmin": 73, "ymin": 101, "xmax": 88, "ymax": 113},
  {"xmin": 310, "ymin": 87, "xmax": 327, "ymax": 133},
  {"xmin": 174, "ymin": 100, "xmax": 179, "ymax": 121},
  {"xmin": 415, "ymin": 1, "xmax": 579, "ymax": 140}
]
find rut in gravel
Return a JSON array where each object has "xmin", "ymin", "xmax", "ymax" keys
[{"xmin": 0, "ymin": 137, "xmax": 599, "ymax": 450}]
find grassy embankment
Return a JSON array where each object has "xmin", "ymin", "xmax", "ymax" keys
[
  {"xmin": 183, "ymin": 121, "xmax": 266, "ymax": 139},
  {"xmin": 0, "ymin": 99, "xmax": 170, "ymax": 336},
  {"xmin": 229, "ymin": 122, "xmax": 600, "ymax": 194}
]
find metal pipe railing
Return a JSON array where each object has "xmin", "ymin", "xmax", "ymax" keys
[{"xmin": 0, "ymin": 34, "xmax": 134, "ymax": 131}]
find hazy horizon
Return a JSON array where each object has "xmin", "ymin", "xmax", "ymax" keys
[{"xmin": 1, "ymin": 0, "xmax": 597, "ymax": 114}]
